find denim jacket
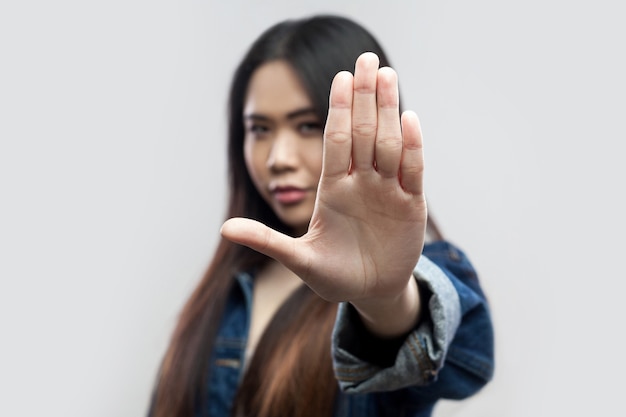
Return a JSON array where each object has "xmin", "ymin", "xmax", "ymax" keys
[{"xmin": 202, "ymin": 241, "xmax": 494, "ymax": 417}]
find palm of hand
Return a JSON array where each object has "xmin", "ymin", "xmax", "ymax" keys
[{"xmin": 222, "ymin": 53, "xmax": 427, "ymax": 303}]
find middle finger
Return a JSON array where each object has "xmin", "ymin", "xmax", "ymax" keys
[{"xmin": 351, "ymin": 52, "xmax": 379, "ymax": 172}]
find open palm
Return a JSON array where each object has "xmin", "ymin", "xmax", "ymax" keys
[{"xmin": 221, "ymin": 52, "xmax": 427, "ymax": 304}]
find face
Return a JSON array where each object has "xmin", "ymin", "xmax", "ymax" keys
[{"xmin": 243, "ymin": 60, "xmax": 324, "ymax": 236}]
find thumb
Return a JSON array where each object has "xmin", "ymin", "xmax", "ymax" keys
[{"xmin": 220, "ymin": 217, "xmax": 298, "ymax": 267}]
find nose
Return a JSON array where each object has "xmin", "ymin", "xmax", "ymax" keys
[{"xmin": 267, "ymin": 129, "xmax": 299, "ymax": 173}]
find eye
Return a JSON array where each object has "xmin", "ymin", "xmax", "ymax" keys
[
  {"xmin": 298, "ymin": 121, "xmax": 323, "ymax": 136},
  {"xmin": 247, "ymin": 124, "xmax": 270, "ymax": 137}
]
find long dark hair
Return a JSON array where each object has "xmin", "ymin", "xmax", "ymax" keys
[{"xmin": 150, "ymin": 15, "xmax": 442, "ymax": 417}]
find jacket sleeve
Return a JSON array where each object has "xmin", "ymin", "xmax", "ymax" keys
[{"xmin": 331, "ymin": 241, "xmax": 494, "ymax": 400}]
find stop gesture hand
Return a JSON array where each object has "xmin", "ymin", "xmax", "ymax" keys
[{"xmin": 222, "ymin": 52, "xmax": 428, "ymax": 336}]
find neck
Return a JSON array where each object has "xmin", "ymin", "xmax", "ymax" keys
[{"xmin": 246, "ymin": 260, "xmax": 303, "ymax": 360}]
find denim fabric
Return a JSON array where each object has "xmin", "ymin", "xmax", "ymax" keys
[
  {"xmin": 201, "ymin": 241, "xmax": 494, "ymax": 417},
  {"xmin": 332, "ymin": 254, "xmax": 462, "ymax": 392}
]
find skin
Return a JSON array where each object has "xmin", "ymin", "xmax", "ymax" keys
[
  {"xmin": 222, "ymin": 52, "xmax": 427, "ymax": 338},
  {"xmin": 241, "ymin": 61, "xmax": 324, "ymax": 355},
  {"xmin": 243, "ymin": 61, "xmax": 324, "ymax": 236}
]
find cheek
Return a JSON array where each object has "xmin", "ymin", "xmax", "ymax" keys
[
  {"xmin": 306, "ymin": 142, "xmax": 324, "ymax": 180},
  {"xmin": 243, "ymin": 138, "xmax": 263, "ymax": 183}
]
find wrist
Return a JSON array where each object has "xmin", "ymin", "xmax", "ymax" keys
[{"xmin": 350, "ymin": 275, "xmax": 422, "ymax": 338}]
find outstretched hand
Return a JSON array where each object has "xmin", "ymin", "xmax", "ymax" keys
[{"xmin": 221, "ymin": 53, "xmax": 427, "ymax": 332}]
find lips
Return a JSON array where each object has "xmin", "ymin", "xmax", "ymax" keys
[{"xmin": 271, "ymin": 185, "xmax": 309, "ymax": 204}]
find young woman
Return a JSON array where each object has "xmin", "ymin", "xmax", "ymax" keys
[{"xmin": 149, "ymin": 15, "xmax": 494, "ymax": 417}]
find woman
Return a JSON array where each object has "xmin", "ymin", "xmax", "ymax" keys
[{"xmin": 149, "ymin": 15, "xmax": 494, "ymax": 417}]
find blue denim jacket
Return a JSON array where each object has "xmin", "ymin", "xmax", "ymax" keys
[{"xmin": 202, "ymin": 241, "xmax": 494, "ymax": 417}]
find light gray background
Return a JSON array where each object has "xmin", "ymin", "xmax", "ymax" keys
[{"xmin": 1, "ymin": 1, "xmax": 624, "ymax": 416}]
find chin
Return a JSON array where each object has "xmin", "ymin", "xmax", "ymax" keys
[
  {"xmin": 274, "ymin": 206, "xmax": 312, "ymax": 234},
  {"xmin": 282, "ymin": 221, "xmax": 309, "ymax": 237},
  {"xmin": 277, "ymin": 216, "xmax": 310, "ymax": 237}
]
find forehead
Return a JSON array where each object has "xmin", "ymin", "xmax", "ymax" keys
[{"xmin": 244, "ymin": 60, "xmax": 313, "ymax": 116}]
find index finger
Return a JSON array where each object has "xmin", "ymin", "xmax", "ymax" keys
[{"xmin": 322, "ymin": 71, "xmax": 354, "ymax": 179}]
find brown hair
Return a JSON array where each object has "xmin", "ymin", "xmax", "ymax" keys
[
  {"xmin": 231, "ymin": 285, "xmax": 338, "ymax": 417},
  {"xmin": 150, "ymin": 14, "xmax": 443, "ymax": 417}
]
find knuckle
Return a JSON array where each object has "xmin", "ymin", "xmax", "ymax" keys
[
  {"xmin": 324, "ymin": 130, "xmax": 351, "ymax": 144},
  {"xmin": 354, "ymin": 85, "xmax": 376, "ymax": 94},
  {"xmin": 353, "ymin": 121, "xmax": 377, "ymax": 137},
  {"xmin": 376, "ymin": 136, "xmax": 402, "ymax": 149},
  {"xmin": 402, "ymin": 164, "xmax": 424, "ymax": 178}
]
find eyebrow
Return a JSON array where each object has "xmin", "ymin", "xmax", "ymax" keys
[{"xmin": 244, "ymin": 108, "xmax": 318, "ymax": 121}]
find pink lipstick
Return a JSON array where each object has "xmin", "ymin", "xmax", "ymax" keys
[{"xmin": 272, "ymin": 186, "xmax": 308, "ymax": 204}]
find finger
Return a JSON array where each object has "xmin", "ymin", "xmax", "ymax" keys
[
  {"xmin": 351, "ymin": 52, "xmax": 379, "ymax": 171},
  {"xmin": 221, "ymin": 217, "xmax": 300, "ymax": 269},
  {"xmin": 374, "ymin": 67, "xmax": 403, "ymax": 178},
  {"xmin": 322, "ymin": 71, "xmax": 353, "ymax": 179},
  {"xmin": 399, "ymin": 111, "xmax": 424, "ymax": 195}
]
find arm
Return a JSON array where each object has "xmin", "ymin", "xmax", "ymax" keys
[
  {"xmin": 333, "ymin": 242, "xmax": 494, "ymax": 399},
  {"xmin": 220, "ymin": 52, "xmax": 494, "ymax": 399},
  {"xmin": 349, "ymin": 274, "xmax": 422, "ymax": 339}
]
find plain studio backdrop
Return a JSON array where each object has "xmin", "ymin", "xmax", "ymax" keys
[{"xmin": 1, "ymin": 1, "xmax": 624, "ymax": 416}]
